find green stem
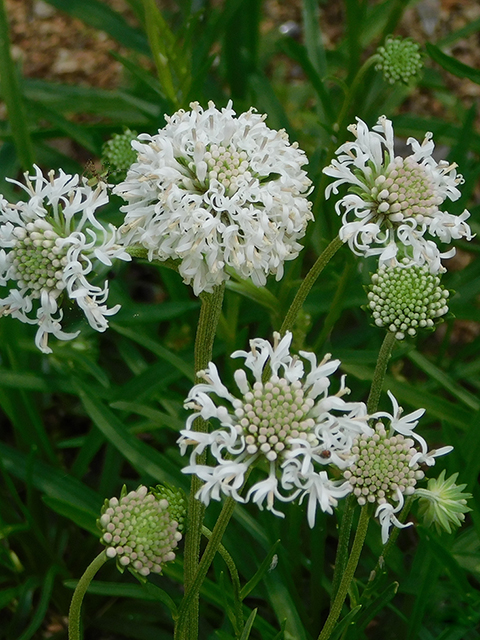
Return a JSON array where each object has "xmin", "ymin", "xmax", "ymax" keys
[
  {"xmin": 202, "ymin": 525, "xmax": 243, "ymax": 637},
  {"xmin": 367, "ymin": 332, "xmax": 397, "ymax": 414},
  {"xmin": 361, "ymin": 496, "xmax": 413, "ymax": 601},
  {"xmin": 68, "ymin": 550, "xmax": 108, "ymax": 640},
  {"xmin": 280, "ymin": 236, "xmax": 343, "ymax": 337},
  {"xmin": 317, "ymin": 507, "xmax": 370, "ymax": 640},
  {"xmin": 176, "ymin": 496, "xmax": 237, "ymax": 639},
  {"xmin": 330, "ymin": 494, "xmax": 355, "ymax": 603},
  {"xmin": 182, "ymin": 283, "xmax": 225, "ymax": 640}
]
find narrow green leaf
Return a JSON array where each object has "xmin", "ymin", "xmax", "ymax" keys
[
  {"xmin": 239, "ymin": 608, "xmax": 257, "ymax": 640},
  {"xmin": 240, "ymin": 540, "xmax": 281, "ymax": 600},
  {"xmin": 17, "ymin": 566, "xmax": 59, "ymax": 640},
  {"xmin": 358, "ymin": 582, "xmax": 398, "ymax": 631},
  {"xmin": 63, "ymin": 579, "xmax": 178, "ymax": 615},
  {"xmin": 111, "ymin": 323, "xmax": 195, "ymax": 382},
  {"xmin": 44, "ymin": 0, "xmax": 149, "ymax": 54},
  {"xmin": 42, "ymin": 496, "xmax": 98, "ymax": 535},
  {"xmin": 330, "ymin": 605, "xmax": 362, "ymax": 640},
  {"xmin": 74, "ymin": 378, "xmax": 187, "ymax": 488},
  {"xmin": 426, "ymin": 43, "xmax": 480, "ymax": 84},
  {"xmin": 0, "ymin": 0, "xmax": 34, "ymax": 169}
]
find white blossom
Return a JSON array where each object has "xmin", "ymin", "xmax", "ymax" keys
[
  {"xmin": 324, "ymin": 116, "xmax": 472, "ymax": 273},
  {"xmin": 114, "ymin": 101, "xmax": 313, "ymax": 295},
  {"xmin": 179, "ymin": 332, "xmax": 371, "ymax": 523},
  {"xmin": 0, "ymin": 166, "xmax": 130, "ymax": 353}
]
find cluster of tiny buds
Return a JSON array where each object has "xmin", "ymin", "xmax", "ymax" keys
[
  {"xmin": 11, "ymin": 219, "xmax": 67, "ymax": 298},
  {"xmin": 102, "ymin": 129, "xmax": 138, "ymax": 180},
  {"xmin": 368, "ymin": 261, "xmax": 449, "ymax": 339},
  {"xmin": 344, "ymin": 423, "xmax": 424, "ymax": 506},
  {"xmin": 375, "ymin": 36, "xmax": 423, "ymax": 85},
  {"xmin": 98, "ymin": 486, "xmax": 182, "ymax": 577},
  {"xmin": 369, "ymin": 156, "xmax": 440, "ymax": 222},
  {"xmin": 234, "ymin": 377, "xmax": 317, "ymax": 461},
  {"xmin": 151, "ymin": 484, "xmax": 187, "ymax": 533}
]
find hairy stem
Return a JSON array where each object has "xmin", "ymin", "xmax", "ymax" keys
[
  {"xmin": 68, "ymin": 551, "xmax": 107, "ymax": 640},
  {"xmin": 317, "ymin": 507, "xmax": 370, "ymax": 640},
  {"xmin": 367, "ymin": 332, "xmax": 397, "ymax": 414}
]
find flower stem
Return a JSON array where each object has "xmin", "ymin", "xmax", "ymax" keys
[
  {"xmin": 367, "ymin": 331, "xmax": 396, "ymax": 414},
  {"xmin": 317, "ymin": 506, "xmax": 370, "ymax": 640},
  {"xmin": 182, "ymin": 283, "xmax": 225, "ymax": 640},
  {"xmin": 202, "ymin": 525, "xmax": 243, "ymax": 637},
  {"xmin": 68, "ymin": 550, "xmax": 108, "ymax": 640},
  {"xmin": 330, "ymin": 494, "xmax": 355, "ymax": 603},
  {"xmin": 176, "ymin": 495, "xmax": 237, "ymax": 639},
  {"xmin": 280, "ymin": 235, "xmax": 343, "ymax": 337}
]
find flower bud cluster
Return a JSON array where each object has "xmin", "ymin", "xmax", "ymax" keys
[
  {"xmin": 102, "ymin": 129, "xmax": 138, "ymax": 181},
  {"xmin": 344, "ymin": 422, "xmax": 424, "ymax": 507},
  {"xmin": 376, "ymin": 36, "xmax": 423, "ymax": 84},
  {"xmin": 416, "ymin": 470, "xmax": 472, "ymax": 534},
  {"xmin": 367, "ymin": 262, "xmax": 449, "ymax": 339},
  {"xmin": 10, "ymin": 219, "xmax": 68, "ymax": 299},
  {"xmin": 98, "ymin": 485, "xmax": 182, "ymax": 577}
]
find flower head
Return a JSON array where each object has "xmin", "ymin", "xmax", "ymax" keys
[
  {"xmin": 416, "ymin": 470, "xmax": 472, "ymax": 533},
  {"xmin": 351, "ymin": 392, "xmax": 453, "ymax": 542},
  {"xmin": 114, "ymin": 101, "xmax": 313, "ymax": 295},
  {"xmin": 367, "ymin": 260, "xmax": 449, "ymax": 339},
  {"xmin": 98, "ymin": 485, "xmax": 182, "ymax": 577},
  {"xmin": 151, "ymin": 483, "xmax": 187, "ymax": 533},
  {"xmin": 375, "ymin": 37, "xmax": 423, "ymax": 85},
  {"xmin": 0, "ymin": 166, "xmax": 130, "ymax": 353},
  {"xmin": 324, "ymin": 116, "xmax": 472, "ymax": 273},
  {"xmin": 179, "ymin": 332, "xmax": 371, "ymax": 525}
]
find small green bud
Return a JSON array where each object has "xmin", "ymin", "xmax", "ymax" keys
[
  {"xmin": 97, "ymin": 485, "xmax": 182, "ymax": 577},
  {"xmin": 416, "ymin": 470, "xmax": 472, "ymax": 534},
  {"xmin": 366, "ymin": 261, "xmax": 449, "ymax": 339},
  {"xmin": 101, "ymin": 129, "xmax": 138, "ymax": 182},
  {"xmin": 376, "ymin": 36, "xmax": 423, "ymax": 85}
]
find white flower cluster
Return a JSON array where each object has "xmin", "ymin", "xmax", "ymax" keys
[
  {"xmin": 0, "ymin": 166, "xmax": 130, "ymax": 353},
  {"xmin": 324, "ymin": 116, "xmax": 472, "ymax": 273},
  {"xmin": 179, "ymin": 332, "xmax": 371, "ymax": 528},
  {"xmin": 114, "ymin": 101, "xmax": 313, "ymax": 295},
  {"xmin": 179, "ymin": 335, "xmax": 454, "ymax": 541}
]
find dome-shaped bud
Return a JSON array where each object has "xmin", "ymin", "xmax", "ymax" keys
[
  {"xmin": 97, "ymin": 485, "xmax": 182, "ymax": 577},
  {"xmin": 366, "ymin": 261, "xmax": 449, "ymax": 339},
  {"xmin": 376, "ymin": 36, "xmax": 423, "ymax": 84},
  {"xmin": 102, "ymin": 129, "xmax": 138, "ymax": 181}
]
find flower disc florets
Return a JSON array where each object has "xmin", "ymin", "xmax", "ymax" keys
[
  {"xmin": 179, "ymin": 331, "xmax": 372, "ymax": 526},
  {"xmin": 0, "ymin": 166, "xmax": 130, "ymax": 353},
  {"xmin": 344, "ymin": 422, "xmax": 424, "ymax": 507},
  {"xmin": 324, "ymin": 116, "xmax": 472, "ymax": 273},
  {"xmin": 114, "ymin": 101, "xmax": 313, "ymax": 295},
  {"xmin": 368, "ymin": 261, "xmax": 449, "ymax": 339},
  {"xmin": 98, "ymin": 486, "xmax": 182, "ymax": 577},
  {"xmin": 376, "ymin": 37, "xmax": 423, "ymax": 84}
]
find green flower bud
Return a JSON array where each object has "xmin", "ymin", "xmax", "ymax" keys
[
  {"xmin": 367, "ymin": 262, "xmax": 449, "ymax": 339},
  {"xmin": 102, "ymin": 129, "xmax": 138, "ymax": 181},
  {"xmin": 97, "ymin": 485, "xmax": 182, "ymax": 577},
  {"xmin": 416, "ymin": 470, "xmax": 472, "ymax": 533},
  {"xmin": 376, "ymin": 36, "xmax": 423, "ymax": 85}
]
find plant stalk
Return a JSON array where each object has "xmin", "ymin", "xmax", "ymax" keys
[
  {"xmin": 367, "ymin": 332, "xmax": 396, "ymax": 414},
  {"xmin": 68, "ymin": 550, "xmax": 108, "ymax": 640}
]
